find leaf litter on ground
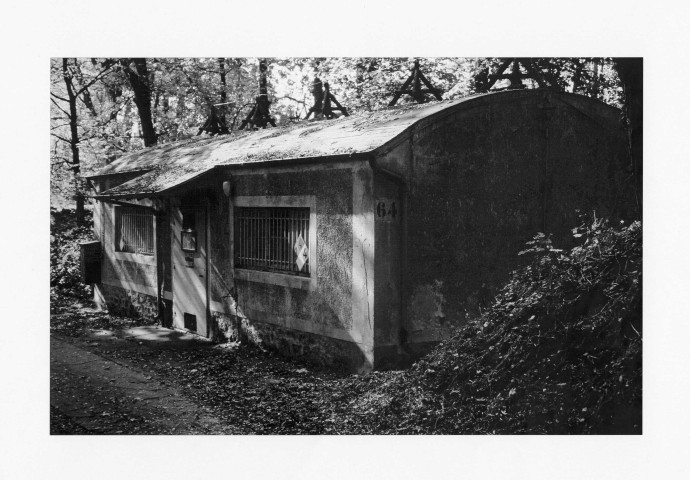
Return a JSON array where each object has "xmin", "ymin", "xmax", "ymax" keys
[{"xmin": 52, "ymin": 208, "xmax": 641, "ymax": 434}]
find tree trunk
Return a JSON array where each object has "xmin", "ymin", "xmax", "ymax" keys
[
  {"xmin": 219, "ymin": 58, "xmax": 227, "ymax": 103},
  {"xmin": 121, "ymin": 58, "xmax": 157, "ymax": 147},
  {"xmin": 613, "ymin": 58, "xmax": 643, "ymax": 215},
  {"xmin": 73, "ymin": 63, "xmax": 97, "ymax": 116},
  {"xmin": 218, "ymin": 57, "xmax": 227, "ymax": 122},
  {"xmin": 62, "ymin": 59, "xmax": 86, "ymax": 225},
  {"xmin": 571, "ymin": 58, "xmax": 584, "ymax": 94},
  {"xmin": 590, "ymin": 58, "xmax": 602, "ymax": 99}
]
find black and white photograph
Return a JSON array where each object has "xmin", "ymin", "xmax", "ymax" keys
[
  {"xmin": 49, "ymin": 56, "xmax": 643, "ymax": 436},
  {"xmin": 3, "ymin": 2, "xmax": 690, "ymax": 479}
]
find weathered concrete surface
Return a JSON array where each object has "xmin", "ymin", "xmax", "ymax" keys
[
  {"xmin": 208, "ymin": 166, "xmax": 370, "ymax": 370},
  {"xmin": 92, "ymin": 196, "xmax": 161, "ymax": 322},
  {"xmin": 88, "ymin": 90, "xmax": 637, "ymax": 371},
  {"xmin": 376, "ymin": 90, "xmax": 636, "ymax": 351},
  {"xmin": 50, "ymin": 334, "xmax": 233, "ymax": 434},
  {"xmin": 373, "ymin": 174, "xmax": 402, "ymax": 349},
  {"xmin": 214, "ymin": 312, "xmax": 372, "ymax": 372}
]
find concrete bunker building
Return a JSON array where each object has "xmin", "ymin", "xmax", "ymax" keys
[{"xmin": 86, "ymin": 89, "xmax": 637, "ymax": 372}]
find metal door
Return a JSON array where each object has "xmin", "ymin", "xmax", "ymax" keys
[{"xmin": 172, "ymin": 206, "xmax": 208, "ymax": 337}]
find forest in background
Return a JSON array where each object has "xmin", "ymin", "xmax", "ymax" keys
[{"xmin": 50, "ymin": 57, "xmax": 640, "ymax": 219}]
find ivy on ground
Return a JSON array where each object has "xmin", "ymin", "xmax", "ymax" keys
[{"xmin": 340, "ymin": 219, "xmax": 642, "ymax": 434}]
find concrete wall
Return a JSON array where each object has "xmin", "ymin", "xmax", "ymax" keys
[
  {"xmin": 372, "ymin": 174, "xmax": 403, "ymax": 368},
  {"xmin": 206, "ymin": 162, "xmax": 376, "ymax": 372},
  {"xmin": 93, "ymin": 196, "xmax": 161, "ymax": 319},
  {"xmin": 375, "ymin": 91, "xmax": 636, "ymax": 351},
  {"xmin": 90, "ymin": 162, "xmax": 376, "ymax": 371},
  {"xmin": 89, "ymin": 90, "xmax": 636, "ymax": 371}
]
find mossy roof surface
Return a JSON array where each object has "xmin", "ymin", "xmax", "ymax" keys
[{"xmin": 92, "ymin": 90, "xmax": 617, "ymax": 197}]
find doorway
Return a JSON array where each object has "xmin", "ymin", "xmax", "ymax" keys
[{"xmin": 172, "ymin": 205, "xmax": 209, "ymax": 337}]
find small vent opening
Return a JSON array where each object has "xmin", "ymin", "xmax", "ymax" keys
[{"xmin": 184, "ymin": 313, "xmax": 197, "ymax": 332}]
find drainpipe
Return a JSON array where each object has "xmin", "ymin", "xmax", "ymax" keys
[{"xmin": 368, "ymin": 156, "xmax": 410, "ymax": 357}]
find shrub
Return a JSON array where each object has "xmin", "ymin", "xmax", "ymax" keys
[
  {"xmin": 50, "ymin": 209, "xmax": 95, "ymax": 302},
  {"xmin": 348, "ymin": 219, "xmax": 642, "ymax": 434}
]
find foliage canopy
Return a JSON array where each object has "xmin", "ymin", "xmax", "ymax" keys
[{"xmin": 50, "ymin": 57, "xmax": 625, "ymax": 208}]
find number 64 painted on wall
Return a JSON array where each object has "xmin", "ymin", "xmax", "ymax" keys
[{"xmin": 376, "ymin": 200, "xmax": 398, "ymax": 221}]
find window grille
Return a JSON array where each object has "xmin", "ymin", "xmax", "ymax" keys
[
  {"xmin": 235, "ymin": 207, "xmax": 310, "ymax": 276},
  {"xmin": 115, "ymin": 207, "xmax": 155, "ymax": 255}
]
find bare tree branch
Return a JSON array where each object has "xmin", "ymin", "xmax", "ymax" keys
[
  {"xmin": 74, "ymin": 64, "xmax": 116, "ymax": 97},
  {"xmin": 51, "ymin": 92, "xmax": 70, "ymax": 103},
  {"xmin": 51, "ymin": 132, "xmax": 73, "ymax": 144},
  {"xmin": 51, "ymin": 97, "xmax": 72, "ymax": 118},
  {"xmin": 276, "ymin": 95, "xmax": 307, "ymax": 106},
  {"xmin": 51, "ymin": 158, "xmax": 74, "ymax": 167}
]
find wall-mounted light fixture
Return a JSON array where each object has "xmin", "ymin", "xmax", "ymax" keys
[
  {"xmin": 181, "ymin": 229, "xmax": 197, "ymax": 253},
  {"xmin": 222, "ymin": 179, "xmax": 232, "ymax": 197}
]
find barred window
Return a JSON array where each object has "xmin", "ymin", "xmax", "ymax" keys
[
  {"xmin": 115, "ymin": 206, "xmax": 155, "ymax": 255},
  {"xmin": 235, "ymin": 207, "xmax": 310, "ymax": 276}
]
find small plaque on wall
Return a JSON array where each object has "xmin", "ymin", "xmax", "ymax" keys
[{"xmin": 184, "ymin": 251, "xmax": 195, "ymax": 267}]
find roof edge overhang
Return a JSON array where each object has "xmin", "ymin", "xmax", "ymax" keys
[
  {"xmin": 84, "ymin": 168, "xmax": 154, "ymax": 180},
  {"xmin": 217, "ymin": 150, "xmax": 373, "ymax": 172},
  {"xmin": 91, "ymin": 151, "xmax": 373, "ymax": 200}
]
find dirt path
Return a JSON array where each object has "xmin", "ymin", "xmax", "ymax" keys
[
  {"xmin": 50, "ymin": 335, "xmax": 237, "ymax": 434},
  {"xmin": 49, "ymin": 318, "xmax": 388, "ymax": 434}
]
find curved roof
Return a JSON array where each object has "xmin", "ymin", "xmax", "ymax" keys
[{"xmin": 92, "ymin": 90, "xmax": 621, "ymax": 198}]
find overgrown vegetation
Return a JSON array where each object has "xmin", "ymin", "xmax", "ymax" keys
[
  {"xmin": 50, "ymin": 208, "xmax": 158, "ymax": 333},
  {"xmin": 51, "ymin": 57, "xmax": 629, "ymax": 212},
  {"xmin": 50, "ymin": 208, "xmax": 95, "ymax": 304},
  {"xmin": 338, "ymin": 219, "xmax": 642, "ymax": 434},
  {"xmin": 51, "ymin": 213, "xmax": 641, "ymax": 434}
]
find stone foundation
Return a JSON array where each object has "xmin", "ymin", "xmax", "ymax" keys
[
  {"xmin": 95, "ymin": 283, "xmax": 158, "ymax": 320},
  {"xmin": 212, "ymin": 311, "xmax": 372, "ymax": 372}
]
